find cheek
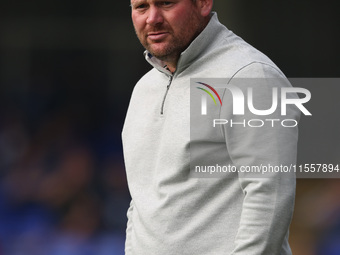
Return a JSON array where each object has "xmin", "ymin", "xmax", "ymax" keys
[
  {"xmin": 167, "ymin": 8, "xmax": 194, "ymax": 29},
  {"xmin": 131, "ymin": 14, "xmax": 145, "ymax": 32}
]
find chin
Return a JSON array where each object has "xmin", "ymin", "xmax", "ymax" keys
[{"xmin": 149, "ymin": 49, "xmax": 169, "ymax": 58}]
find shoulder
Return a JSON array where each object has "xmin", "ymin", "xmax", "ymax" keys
[
  {"xmin": 131, "ymin": 68, "xmax": 163, "ymax": 93},
  {"xmin": 204, "ymin": 23, "xmax": 286, "ymax": 79},
  {"xmin": 129, "ymin": 68, "xmax": 170, "ymax": 103},
  {"xmin": 134, "ymin": 68, "xmax": 160, "ymax": 88},
  {"xmin": 230, "ymin": 61, "xmax": 286, "ymax": 79}
]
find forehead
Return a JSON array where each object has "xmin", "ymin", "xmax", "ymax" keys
[
  {"xmin": 131, "ymin": 0, "xmax": 186, "ymax": 6},
  {"xmin": 131, "ymin": 0, "xmax": 152, "ymax": 5}
]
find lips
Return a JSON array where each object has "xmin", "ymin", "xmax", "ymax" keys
[{"xmin": 147, "ymin": 32, "xmax": 169, "ymax": 41}]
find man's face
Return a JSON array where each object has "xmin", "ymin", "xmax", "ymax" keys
[{"xmin": 131, "ymin": 0, "xmax": 206, "ymax": 62}]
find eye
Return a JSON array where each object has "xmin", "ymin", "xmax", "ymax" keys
[
  {"xmin": 132, "ymin": 2, "xmax": 149, "ymax": 11},
  {"xmin": 160, "ymin": 1, "xmax": 174, "ymax": 7},
  {"xmin": 135, "ymin": 4, "xmax": 147, "ymax": 9}
]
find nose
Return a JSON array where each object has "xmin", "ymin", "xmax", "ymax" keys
[{"xmin": 146, "ymin": 6, "xmax": 164, "ymax": 26}]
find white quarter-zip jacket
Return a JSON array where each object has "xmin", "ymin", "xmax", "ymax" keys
[{"xmin": 122, "ymin": 12, "xmax": 299, "ymax": 255}]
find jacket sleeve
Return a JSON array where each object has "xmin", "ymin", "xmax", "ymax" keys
[
  {"xmin": 125, "ymin": 199, "xmax": 134, "ymax": 255},
  {"xmin": 221, "ymin": 63, "xmax": 299, "ymax": 255}
]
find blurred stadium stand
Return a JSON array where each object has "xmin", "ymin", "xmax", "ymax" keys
[{"xmin": 0, "ymin": 0, "xmax": 339, "ymax": 254}]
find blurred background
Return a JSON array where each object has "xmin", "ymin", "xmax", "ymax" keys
[{"xmin": 0, "ymin": 0, "xmax": 339, "ymax": 254}]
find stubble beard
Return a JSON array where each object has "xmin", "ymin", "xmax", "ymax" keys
[{"xmin": 135, "ymin": 11, "xmax": 205, "ymax": 64}]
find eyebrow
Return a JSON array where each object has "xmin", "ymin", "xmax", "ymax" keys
[{"xmin": 130, "ymin": 0, "xmax": 145, "ymax": 8}]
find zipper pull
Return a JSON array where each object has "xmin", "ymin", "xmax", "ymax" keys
[{"xmin": 161, "ymin": 75, "xmax": 173, "ymax": 115}]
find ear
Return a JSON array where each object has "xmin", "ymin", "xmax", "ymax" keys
[{"xmin": 196, "ymin": 0, "xmax": 213, "ymax": 17}]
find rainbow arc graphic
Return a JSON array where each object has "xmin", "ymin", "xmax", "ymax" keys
[{"xmin": 196, "ymin": 82, "xmax": 222, "ymax": 115}]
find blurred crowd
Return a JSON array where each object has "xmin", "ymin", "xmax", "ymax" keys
[
  {"xmin": 1, "ymin": 1, "xmax": 340, "ymax": 254},
  {"xmin": 1, "ymin": 79, "xmax": 340, "ymax": 255},
  {"xmin": 291, "ymin": 179, "xmax": 340, "ymax": 255},
  {"xmin": 0, "ymin": 53, "xmax": 131, "ymax": 255},
  {"xmin": 1, "ymin": 64, "xmax": 340, "ymax": 255}
]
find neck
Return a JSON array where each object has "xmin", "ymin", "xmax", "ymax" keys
[
  {"xmin": 163, "ymin": 16, "xmax": 212, "ymax": 74},
  {"xmin": 157, "ymin": 53, "xmax": 180, "ymax": 73},
  {"xmin": 165, "ymin": 62, "xmax": 177, "ymax": 73}
]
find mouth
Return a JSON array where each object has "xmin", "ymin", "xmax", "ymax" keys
[{"xmin": 147, "ymin": 32, "xmax": 169, "ymax": 41}]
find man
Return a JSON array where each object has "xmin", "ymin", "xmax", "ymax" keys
[{"xmin": 122, "ymin": 0, "xmax": 299, "ymax": 254}]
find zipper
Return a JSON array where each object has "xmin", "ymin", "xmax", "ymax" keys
[{"xmin": 160, "ymin": 75, "xmax": 173, "ymax": 115}]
